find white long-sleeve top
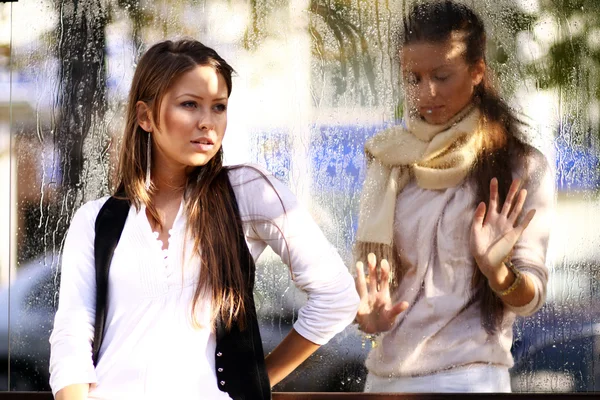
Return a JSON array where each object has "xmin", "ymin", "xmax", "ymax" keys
[
  {"xmin": 365, "ymin": 152, "xmax": 554, "ymax": 378},
  {"xmin": 49, "ymin": 165, "xmax": 360, "ymax": 399}
]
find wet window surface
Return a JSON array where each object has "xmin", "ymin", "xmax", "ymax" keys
[{"xmin": 0, "ymin": 0, "xmax": 599, "ymax": 393}]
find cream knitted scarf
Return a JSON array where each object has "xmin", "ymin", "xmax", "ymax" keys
[{"xmin": 355, "ymin": 105, "xmax": 483, "ymax": 276}]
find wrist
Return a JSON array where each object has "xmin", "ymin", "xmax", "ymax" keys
[
  {"xmin": 475, "ymin": 257, "xmax": 504, "ymax": 283},
  {"xmin": 489, "ymin": 261, "xmax": 522, "ymax": 297},
  {"xmin": 264, "ymin": 358, "xmax": 282, "ymax": 388},
  {"xmin": 486, "ymin": 262, "xmax": 513, "ymax": 292}
]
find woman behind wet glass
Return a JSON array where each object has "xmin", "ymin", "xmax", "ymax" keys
[
  {"xmin": 48, "ymin": 39, "xmax": 359, "ymax": 400},
  {"xmin": 354, "ymin": 0, "xmax": 553, "ymax": 393}
]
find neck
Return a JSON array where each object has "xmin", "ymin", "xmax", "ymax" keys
[
  {"xmin": 150, "ymin": 145, "xmax": 192, "ymax": 198},
  {"xmin": 405, "ymin": 103, "xmax": 477, "ymax": 142},
  {"xmin": 151, "ymin": 165, "xmax": 187, "ymax": 199}
]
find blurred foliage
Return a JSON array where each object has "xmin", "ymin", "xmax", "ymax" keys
[
  {"xmin": 241, "ymin": 0, "xmax": 380, "ymax": 104},
  {"xmin": 114, "ymin": 0, "xmax": 153, "ymax": 52},
  {"xmin": 243, "ymin": 0, "xmax": 288, "ymax": 49},
  {"xmin": 308, "ymin": 0, "xmax": 377, "ymax": 102},
  {"xmin": 527, "ymin": 0, "xmax": 600, "ymax": 134}
]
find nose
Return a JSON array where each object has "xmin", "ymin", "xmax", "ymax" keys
[
  {"xmin": 418, "ymin": 79, "xmax": 437, "ymax": 101},
  {"xmin": 198, "ymin": 110, "xmax": 215, "ymax": 131}
]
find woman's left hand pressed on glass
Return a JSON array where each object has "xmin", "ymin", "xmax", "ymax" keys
[{"xmin": 470, "ymin": 177, "xmax": 536, "ymax": 286}]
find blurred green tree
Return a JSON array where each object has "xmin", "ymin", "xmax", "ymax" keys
[{"xmin": 527, "ymin": 0, "xmax": 600, "ymax": 135}]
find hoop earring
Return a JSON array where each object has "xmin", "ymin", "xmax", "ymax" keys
[{"xmin": 145, "ymin": 132, "xmax": 152, "ymax": 190}]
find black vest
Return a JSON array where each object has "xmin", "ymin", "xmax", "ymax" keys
[{"xmin": 92, "ymin": 176, "xmax": 271, "ymax": 400}]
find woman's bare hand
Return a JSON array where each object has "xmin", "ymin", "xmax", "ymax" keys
[
  {"xmin": 470, "ymin": 177, "xmax": 536, "ymax": 282},
  {"xmin": 354, "ymin": 253, "xmax": 409, "ymax": 334}
]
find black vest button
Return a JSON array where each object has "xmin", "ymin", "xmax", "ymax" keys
[
  {"xmin": 220, "ymin": 381, "xmax": 226, "ymax": 386},
  {"xmin": 218, "ymin": 368, "xmax": 223, "ymax": 372},
  {"xmin": 217, "ymin": 352, "xmax": 222, "ymax": 357}
]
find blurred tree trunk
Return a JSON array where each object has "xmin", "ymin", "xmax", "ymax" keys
[{"xmin": 51, "ymin": 0, "xmax": 108, "ymax": 251}]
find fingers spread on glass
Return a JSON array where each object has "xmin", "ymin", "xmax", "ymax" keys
[{"xmin": 354, "ymin": 253, "xmax": 409, "ymax": 334}]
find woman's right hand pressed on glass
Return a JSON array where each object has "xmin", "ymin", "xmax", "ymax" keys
[{"xmin": 355, "ymin": 253, "xmax": 409, "ymax": 334}]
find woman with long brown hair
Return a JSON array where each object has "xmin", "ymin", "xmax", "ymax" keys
[
  {"xmin": 49, "ymin": 39, "xmax": 359, "ymax": 399},
  {"xmin": 354, "ymin": 0, "xmax": 553, "ymax": 393}
]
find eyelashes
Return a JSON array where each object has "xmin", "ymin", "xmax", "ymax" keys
[
  {"xmin": 406, "ymin": 75, "xmax": 450, "ymax": 85},
  {"xmin": 213, "ymin": 103, "xmax": 227, "ymax": 112},
  {"xmin": 180, "ymin": 101, "xmax": 227, "ymax": 113}
]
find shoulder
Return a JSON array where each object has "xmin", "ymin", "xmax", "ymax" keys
[
  {"xmin": 226, "ymin": 163, "xmax": 275, "ymax": 187},
  {"xmin": 226, "ymin": 164, "xmax": 296, "ymax": 217},
  {"xmin": 77, "ymin": 196, "xmax": 112, "ymax": 218},
  {"xmin": 509, "ymin": 144, "xmax": 555, "ymax": 205},
  {"xmin": 226, "ymin": 163, "xmax": 288, "ymax": 200},
  {"xmin": 512, "ymin": 143, "xmax": 554, "ymax": 188},
  {"xmin": 69, "ymin": 196, "xmax": 111, "ymax": 232},
  {"xmin": 60, "ymin": 196, "xmax": 112, "ymax": 253}
]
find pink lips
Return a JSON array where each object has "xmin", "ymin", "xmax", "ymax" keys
[
  {"xmin": 190, "ymin": 137, "xmax": 214, "ymax": 152},
  {"xmin": 420, "ymin": 105, "xmax": 444, "ymax": 114}
]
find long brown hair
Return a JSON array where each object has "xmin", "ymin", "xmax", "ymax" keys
[
  {"xmin": 116, "ymin": 39, "xmax": 250, "ymax": 331},
  {"xmin": 400, "ymin": 1, "xmax": 534, "ymax": 333}
]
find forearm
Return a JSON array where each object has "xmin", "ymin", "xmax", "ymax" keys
[
  {"xmin": 487, "ymin": 263, "xmax": 536, "ymax": 307},
  {"xmin": 264, "ymin": 328, "xmax": 320, "ymax": 387},
  {"xmin": 55, "ymin": 384, "xmax": 90, "ymax": 400}
]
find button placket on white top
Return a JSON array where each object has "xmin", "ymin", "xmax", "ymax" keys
[
  {"xmin": 149, "ymin": 230, "xmax": 170, "ymax": 274},
  {"xmin": 139, "ymin": 199, "xmax": 186, "ymax": 281},
  {"xmin": 162, "ymin": 236, "xmax": 170, "ymax": 270},
  {"xmin": 163, "ymin": 199, "xmax": 186, "ymax": 280}
]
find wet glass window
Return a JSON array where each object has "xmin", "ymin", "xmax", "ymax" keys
[{"xmin": 0, "ymin": 0, "xmax": 599, "ymax": 393}]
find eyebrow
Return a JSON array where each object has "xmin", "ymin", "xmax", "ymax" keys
[
  {"xmin": 431, "ymin": 65, "xmax": 452, "ymax": 73},
  {"xmin": 402, "ymin": 64, "xmax": 453, "ymax": 73},
  {"xmin": 176, "ymin": 93, "xmax": 228, "ymax": 101}
]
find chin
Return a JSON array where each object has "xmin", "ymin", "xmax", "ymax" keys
[
  {"xmin": 186, "ymin": 154, "xmax": 217, "ymax": 167},
  {"xmin": 423, "ymin": 115, "xmax": 450, "ymax": 125}
]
